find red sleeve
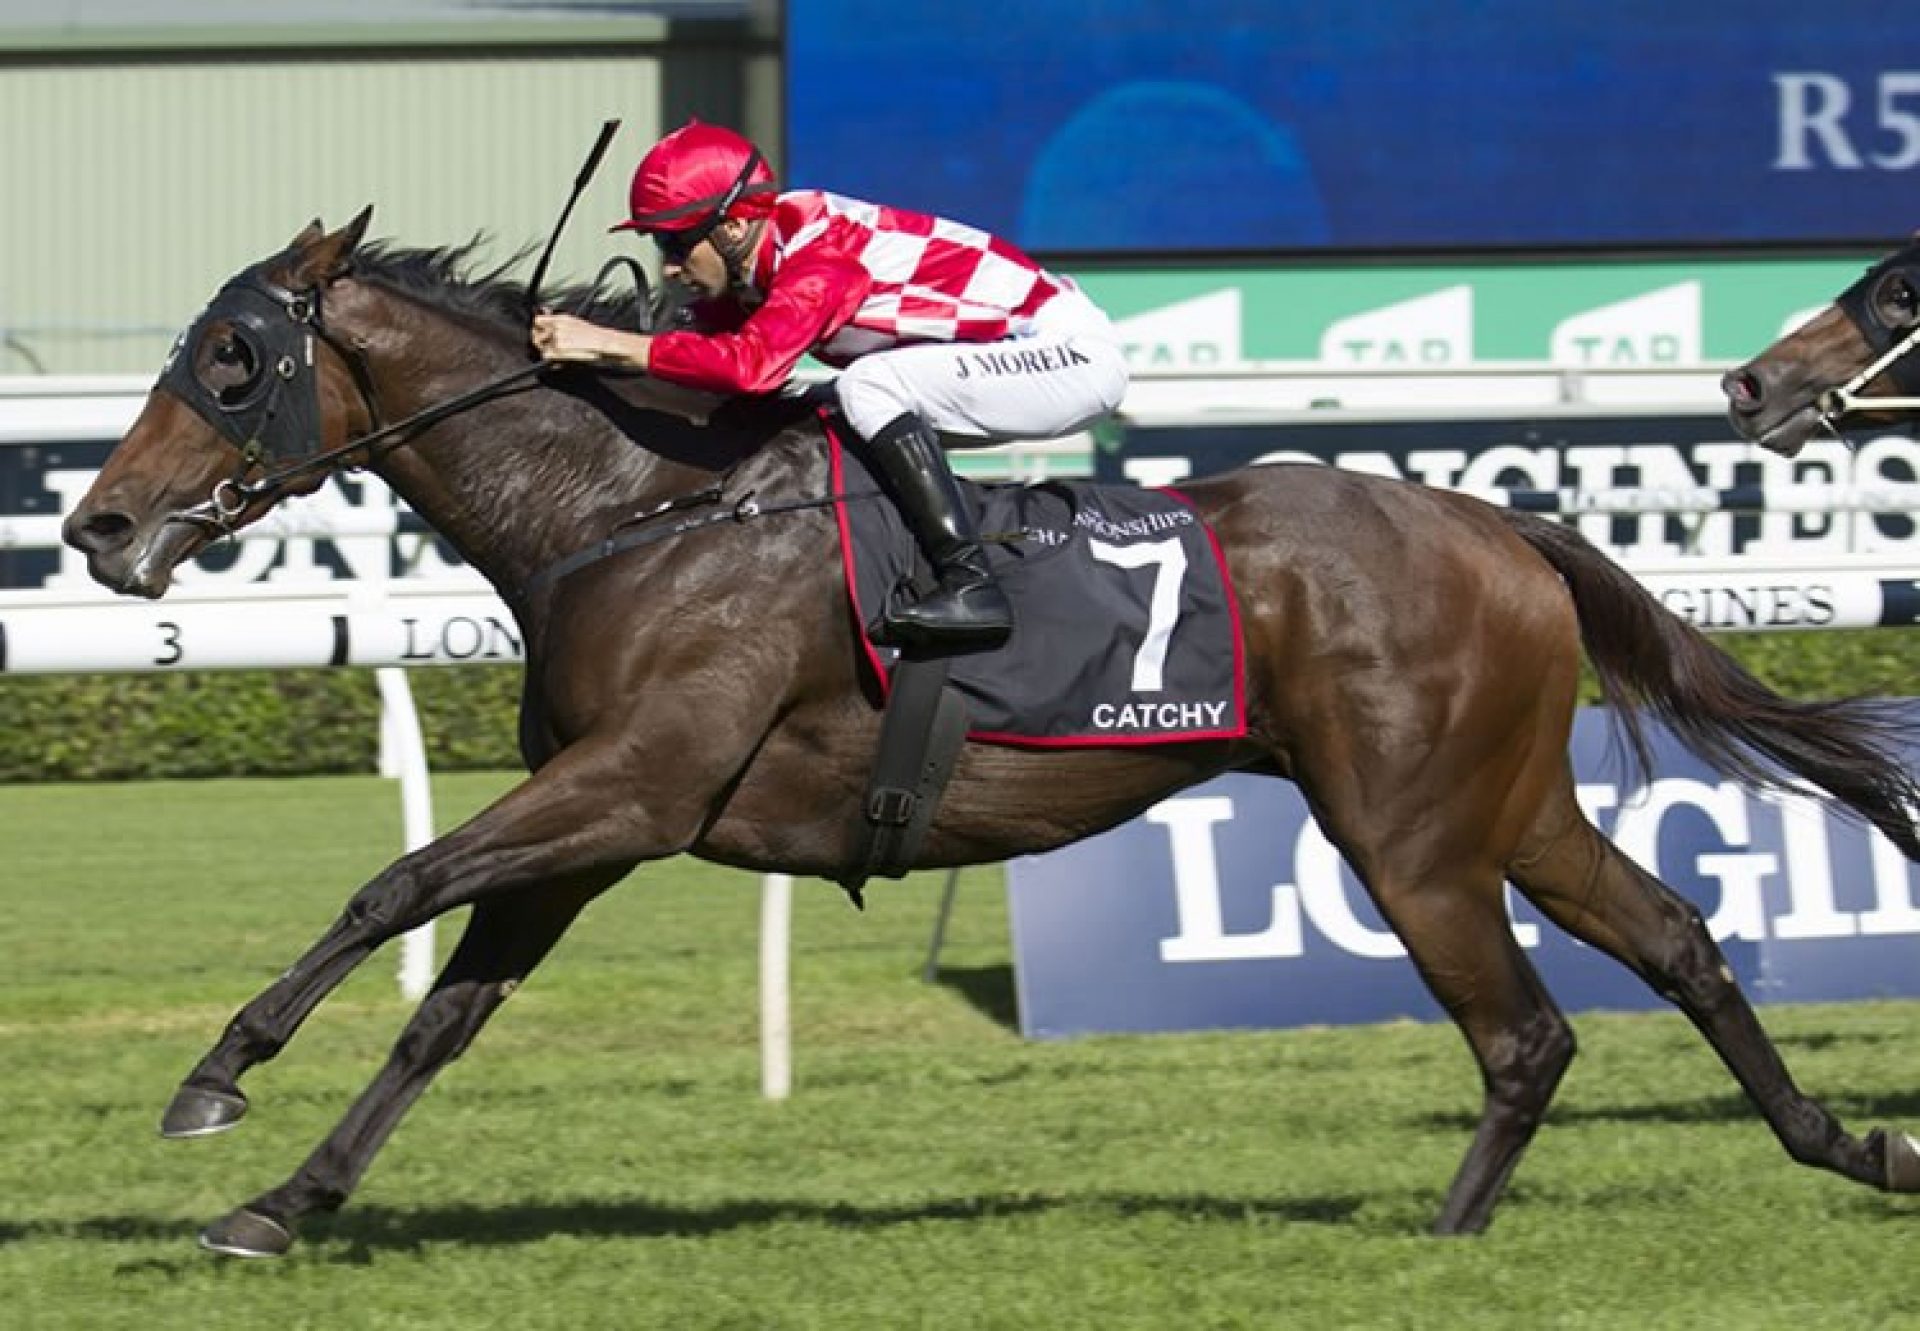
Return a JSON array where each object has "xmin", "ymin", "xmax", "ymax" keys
[{"xmin": 648, "ymin": 250, "xmax": 873, "ymax": 395}]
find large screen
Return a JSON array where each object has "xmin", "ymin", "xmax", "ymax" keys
[{"xmin": 786, "ymin": 2, "xmax": 1917, "ymax": 255}]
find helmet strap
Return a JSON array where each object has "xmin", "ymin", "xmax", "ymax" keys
[{"xmin": 715, "ymin": 219, "xmax": 767, "ymax": 305}]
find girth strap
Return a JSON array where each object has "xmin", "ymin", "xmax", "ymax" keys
[{"xmin": 839, "ymin": 653, "xmax": 971, "ymax": 906}]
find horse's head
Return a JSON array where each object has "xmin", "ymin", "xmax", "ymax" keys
[
  {"xmin": 62, "ymin": 209, "xmax": 379, "ymax": 597},
  {"xmin": 1723, "ymin": 236, "xmax": 1920, "ymax": 456}
]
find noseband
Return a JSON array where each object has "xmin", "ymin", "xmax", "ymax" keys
[
  {"xmin": 159, "ymin": 263, "xmax": 547, "ymax": 536},
  {"xmin": 1817, "ymin": 249, "xmax": 1920, "ymax": 427}
]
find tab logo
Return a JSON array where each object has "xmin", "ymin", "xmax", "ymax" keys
[
  {"xmin": 1318, "ymin": 285, "xmax": 1472, "ymax": 367},
  {"xmin": 1115, "ymin": 289, "xmax": 1243, "ymax": 370},
  {"xmin": 1551, "ymin": 282, "xmax": 1701, "ymax": 366}
]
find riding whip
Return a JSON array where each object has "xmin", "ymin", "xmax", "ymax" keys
[{"xmin": 525, "ymin": 118, "xmax": 622, "ymax": 319}]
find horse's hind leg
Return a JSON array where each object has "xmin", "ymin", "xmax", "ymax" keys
[
  {"xmin": 1289, "ymin": 696, "xmax": 1578, "ymax": 1230},
  {"xmin": 1351, "ymin": 864, "xmax": 1577, "ymax": 1234},
  {"xmin": 197, "ymin": 869, "xmax": 621, "ymax": 1257},
  {"xmin": 1510, "ymin": 794, "xmax": 1920, "ymax": 1195}
]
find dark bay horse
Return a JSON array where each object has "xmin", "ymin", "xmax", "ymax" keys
[
  {"xmin": 1724, "ymin": 234, "xmax": 1920, "ymax": 454},
  {"xmin": 64, "ymin": 211, "xmax": 1920, "ymax": 1256}
]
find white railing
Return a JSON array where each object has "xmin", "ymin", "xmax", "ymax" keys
[{"xmin": 0, "ymin": 577, "xmax": 507, "ymax": 672}]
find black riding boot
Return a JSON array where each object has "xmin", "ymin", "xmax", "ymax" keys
[{"xmin": 862, "ymin": 412, "xmax": 1014, "ymax": 649}]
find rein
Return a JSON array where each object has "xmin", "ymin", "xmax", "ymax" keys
[
  {"xmin": 178, "ymin": 365, "xmax": 552, "ymax": 537},
  {"xmin": 164, "ymin": 271, "xmax": 552, "ymax": 537},
  {"xmin": 170, "ymin": 122, "xmax": 639, "ymax": 539},
  {"xmin": 157, "ymin": 250, "xmax": 875, "ymax": 601},
  {"xmin": 167, "ymin": 252, "xmax": 661, "ymax": 538}
]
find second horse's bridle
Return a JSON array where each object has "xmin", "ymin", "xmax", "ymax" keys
[{"xmin": 1817, "ymin": 248, "xmax": 1920, "ymax": 429}]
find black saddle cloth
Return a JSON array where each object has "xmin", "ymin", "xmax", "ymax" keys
[{"xmin": 831, "ymin": 434, "xmax": 1245, "ymax": 747}]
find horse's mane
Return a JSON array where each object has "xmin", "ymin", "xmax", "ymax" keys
[
  {"xmin": 342, "ymin": 236, "xmax": 815, "ymax": 450},
  {"xmin": 349, "ymin": 237, "xmax": 657, "ymax": 339}
]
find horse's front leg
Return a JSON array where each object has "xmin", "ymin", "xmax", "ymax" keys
[
  {"xmin": 160, "ymin": 734, "xmax": 711, "ymax": 1138},
  {"xmin": 197, "ymin": 870, "xmax": 622, "ymax": 1257},
  {"xmin": 159, "ymin": 863, "xmax": 428, "ymax": 1138}
]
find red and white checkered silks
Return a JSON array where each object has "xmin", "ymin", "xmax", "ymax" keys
[
  {"xmin": 780, "ymin": 191, "xmax": 1071, "ymax": 357},
  {"xmin": 646, "ymin": 189, "xmax": 1081, "ymax": 395}
]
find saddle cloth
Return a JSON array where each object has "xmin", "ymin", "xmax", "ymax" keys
[{"xmin": 829, "ymin": 432, "xmax": 1246, "ymax": 747}]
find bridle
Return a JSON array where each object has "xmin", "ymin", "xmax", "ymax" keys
[
  {"xmin": 1815, "ymin": 248, "xmax": 1920, "ymax": 430},
  {"xmin": 159, "ymin": 263, "xmax": 550, "ymax": 536},
  {"xmin": 162, "ymin": 121, "xmax": 638, "ymax": 538}
]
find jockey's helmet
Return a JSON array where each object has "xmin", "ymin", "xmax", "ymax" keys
[{"xmin": 612, "ymin": 120, "xmax": 778, "ymax": 239}]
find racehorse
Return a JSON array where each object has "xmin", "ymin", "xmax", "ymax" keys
[
  {"xmin": 1724, "ymin": 233, "xmax": 1920, "ymax": 454},
  {"xmin": 64, "ymin": 210, "xmax": 1920, "ymax": 1257}
]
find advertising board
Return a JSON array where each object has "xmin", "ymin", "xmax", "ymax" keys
[
  {"xmin": 1008, "ymin": 710, "xmax": 1920, "ymax": 1039},
  {"xmin": 1073, "ymin": 258, "xmax": 1870, "ymax": 370}
]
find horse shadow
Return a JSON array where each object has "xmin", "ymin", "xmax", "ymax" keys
[
  {"xmin": 1421, "ymin": 1088, "xmax": 1920, "ymax": 1132},
  {"xmin": 1, "ymin": 1191, "xmax": 1364, "ymax": 1261},
  {"xmin": 310, "ymin": 1191, "xmax": 1363, "ymax": 1252},
  {"xmin": 13, "ymin": 1174, "xmax": 1918, "ymax": 1260}
]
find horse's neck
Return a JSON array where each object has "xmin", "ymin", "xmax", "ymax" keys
[
  {"xmin": 356, "ymin": 308, "xmax": 800, "ymax": 606},
  {"xmin": 369, "ymin": 406, "xmax": 623, "ymax": 602}
]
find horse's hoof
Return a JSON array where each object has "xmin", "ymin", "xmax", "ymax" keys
[
  {"xmin": 159, "ymin": 1083, "xmax": 249, "ymax": 1138},
  {"xmin": 1883, "ymin": 1130, "xmax": 1920, "ymax": 1193},
  {"xmin": 198, "ymin": 1207, "xmax": 295, "ymax": 1258}
]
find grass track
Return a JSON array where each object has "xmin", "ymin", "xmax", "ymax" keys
[{"xmin": 3, "ymin": 773, "xmax": 1918, "ymax": 1330}]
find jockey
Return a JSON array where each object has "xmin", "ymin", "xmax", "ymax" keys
[{"xmin": 531, "ymin": 119, "xmax": 1129, "ymax": 650}]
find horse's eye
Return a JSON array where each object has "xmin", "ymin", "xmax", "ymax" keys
[
  {"xmin": 1889, "ymin": 278, "xmax": 1918, "ymax": 319},
  {"xmin": 1875, "ymin": 273, "xmax": 1920, "ymax": 327},
  {"xmin": 204, "ymin": 332, "xmax": 263, "ymax": 406}
]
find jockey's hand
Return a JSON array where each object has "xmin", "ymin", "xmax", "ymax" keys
[
  {"xmin": 532, "ymin": 312, "xmax": 658, "ymax": 374},
  {"xmin": 530, "ymin": 312, "xmax": 612, "ymax": 365}
]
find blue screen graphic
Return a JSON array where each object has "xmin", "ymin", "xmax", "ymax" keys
[{"xmin": 786, "ymin": 2, "xmax": 1917, "ymax": 254}]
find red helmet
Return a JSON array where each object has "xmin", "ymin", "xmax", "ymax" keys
[{"xmin": 612, "ymin": 120, "xmax": 778, "ymax": 235}]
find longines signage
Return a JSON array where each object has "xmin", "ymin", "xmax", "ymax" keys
[{"xmin": 1008, "ymin": 709, "xmax": 1920, "ymax": 1039}]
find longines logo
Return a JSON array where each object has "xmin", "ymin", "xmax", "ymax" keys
[
  {"xmin": 1119, "ymin": 435, "xmax": 1920, "ymax": 564},
  {"xmin": 1149, "ymin": 779, "xmax": 1920, "ymax": 965}
]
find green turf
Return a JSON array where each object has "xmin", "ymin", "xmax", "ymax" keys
[{"xmin": 3, "ymin": 773, "xmax": 1917, "ymax": 1330}]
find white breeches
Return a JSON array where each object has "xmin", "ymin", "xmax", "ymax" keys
[{"xmin": 834, "ymin": 289, "xmax": 1130, "ymax": 447}]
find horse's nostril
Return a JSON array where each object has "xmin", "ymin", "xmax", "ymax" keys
[
  {"xmin": 64, "ymin": 508, "xmax": 135, "ymax": 554},
  {"xmin": 1721, "ymin": 368, "xmax": 1764, "ymax": 410}
]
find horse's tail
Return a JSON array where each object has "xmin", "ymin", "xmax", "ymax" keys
[{"xmin": 1500, "ymin": 507, "xmax": 1920, "ymax": 860}]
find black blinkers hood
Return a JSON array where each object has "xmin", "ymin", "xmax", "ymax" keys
[
  {"xmin": 1835, "ymin": 248, "xmax": 1920, "ymax": 397},
  {"xmin": 155, "ymin": 263, "xmax": 322, "ymax": 465}
]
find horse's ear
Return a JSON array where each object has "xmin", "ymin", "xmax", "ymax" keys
[
  {"xmin": 288, "ymin": 206, "xmax": 374, "ymax": 286},
  {"xmin": 339, "ymin": 204, "xmax": 374, "ymax": 255},
  {"xmin": 287, "ymin": 218, "xmax": 325, "ymax": 251}
]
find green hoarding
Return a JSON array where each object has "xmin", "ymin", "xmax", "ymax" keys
[{"xmin": 1067, "ymin": 255, "xmax": 1876, "ymax": 370}]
